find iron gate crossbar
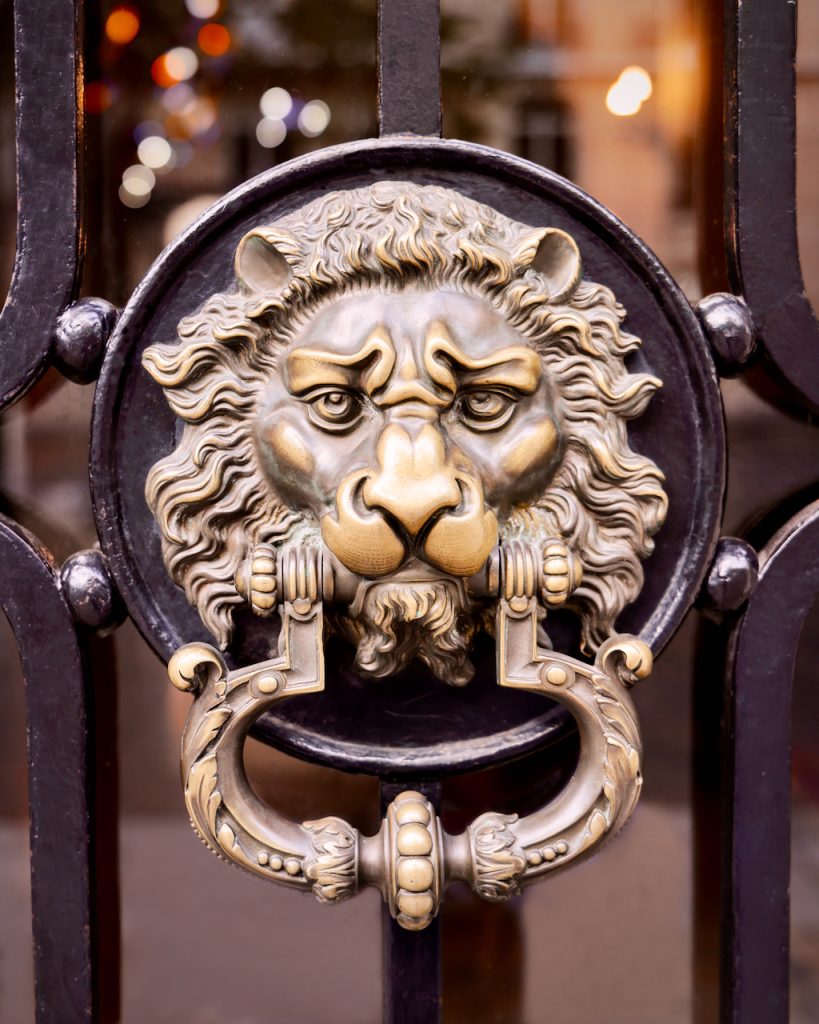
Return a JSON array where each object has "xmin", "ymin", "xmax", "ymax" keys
[{"xmin": 0, "ymin": 1, "xmax": 817, "ymax": 1022}]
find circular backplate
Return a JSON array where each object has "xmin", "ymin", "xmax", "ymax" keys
[{"xmin": 91, "ymin": 137, "xmax": 725, "ymax": 778}]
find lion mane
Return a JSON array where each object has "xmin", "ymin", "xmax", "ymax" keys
[{"xmin": 143, "ymin": 181, "xmax": 667, "ymax": 655}]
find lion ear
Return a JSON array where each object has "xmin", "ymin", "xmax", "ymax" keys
[
  {"xmin": 519, "ymin": 228, "xmax": 581, "ymax": 302},
  {"xmin": 235, "ymin": 229, "xmax": 295, "ymax": 293}
]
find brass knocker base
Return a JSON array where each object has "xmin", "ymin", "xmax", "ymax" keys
[{"xmin": 168, "ymin": 542, "xmax": 650, "ymax": 931}]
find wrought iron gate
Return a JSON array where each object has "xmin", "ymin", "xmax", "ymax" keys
[{"xmin": 1, "ymin": 1, "xmax": 817, "ymax": 1022}]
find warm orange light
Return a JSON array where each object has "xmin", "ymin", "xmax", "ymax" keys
[
  {"xmin": 620, "ymin": 66, "xmax": 653, "ymax": 102},
  {"xmin": 151, "ymin": 55, "xmax": 179, "ymax": 89},
  {"xmin": 606, "ymin": 66, "xmax": 653, "ymax": 117},
  {"xmin": 85, "ymin": 81, "xmax": 112, "ymax": 114},
  {"xmin": 198, "ymin": 23, "xmax": 231, "ymax": 57},
  {"xmin": 152, "ymin": 48, "xmax": 199, "ymax": 88},
  {"xmin": 105, "ymin": 7, "xmax": 140, "ymax": 45}
]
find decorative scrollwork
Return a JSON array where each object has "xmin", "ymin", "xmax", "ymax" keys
[
  {"xmin": 596, "ymin": 634, "xmax": 654, "ymax": 688},
  {"xmin": 177, "ymin": 585, "xmax": 326, "ymax": 890}
]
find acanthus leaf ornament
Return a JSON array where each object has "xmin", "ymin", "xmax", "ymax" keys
[
  {"xmin": 468, "ymin": 813, "xmax": 527, "ymax": 902},
  {"xmin": 303, "ymin": 817, "xmax": 359, "ymax": 903},
  {"xmin": 144, "ymin": 181, "xmax": 667, "ymax": 929}
]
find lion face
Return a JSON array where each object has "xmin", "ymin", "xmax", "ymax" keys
[
  {"xmin": 256, "ymin": 288, "xmax": 562, "ymax": 582},
  {"xmin": 142, "ymin": 181, "xmax": 667, "ymax": 685}
]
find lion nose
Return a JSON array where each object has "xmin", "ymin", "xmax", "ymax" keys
[{"xmin": 361, "ymin": 423, "xmax": 461, "ymax": 538}]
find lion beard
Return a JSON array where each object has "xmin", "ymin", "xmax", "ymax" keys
[{"xmin": 336, "ymin": 580, "xmax": 476, "ymax": 687}]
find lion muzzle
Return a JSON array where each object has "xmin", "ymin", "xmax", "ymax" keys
[{"xmin": 321, "ymin": 421, "xmax": 498, "ymax": 579}]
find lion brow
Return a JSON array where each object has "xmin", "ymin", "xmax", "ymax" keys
[
  {"xmin": 423, "ymin": 324, "xmax": 541, "ymax": 395},
  {"xmin": 285, "ymin": 328, "xmax": 395, "ymax": 394}
]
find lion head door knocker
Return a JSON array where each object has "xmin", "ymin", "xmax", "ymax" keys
[{"xmin": 142, "ymin": 182, "xmax": 667, "ymax": 930}]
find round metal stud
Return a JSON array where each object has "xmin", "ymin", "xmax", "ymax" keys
[
  {"xmin": 394, "ymin": 800, "xmax": 431, "ymax": 826},
  {"xmin": 696, "ymin": 292, "xmax": 756, "ymax": 377},
  {"xmin": 255, "ymin": 671, "xmax": 285, "ymax": 694},
  {"xmin": 396, "ymin": 823, "xmax": 433, "ymax": 857},
  {"xmin": 60, "ymin": 549, "xmax": 125, "ymax": 634},
  {"xmin": 53, "ymin": 297, "xmax": 118, "ymax": 384},
  {"xmin": 543, "ymin": 665, "xmax": 569, "ymax": 686},
  {"xmin": 700, "ymin": 536, "xmax": 759, "ymax": 613},
  {"xmin": 396, "ymin": 857, "xmax": 434, "ymax": 892}
]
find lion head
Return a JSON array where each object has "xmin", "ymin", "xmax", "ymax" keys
[{"xmin": 143, "ymin": 182, "xmax": 667, "ymax": 684}]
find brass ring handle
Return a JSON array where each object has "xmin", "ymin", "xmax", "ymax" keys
[{"xmin": 168, "ymin": 543, "xmax": 650, "ymax": 931}]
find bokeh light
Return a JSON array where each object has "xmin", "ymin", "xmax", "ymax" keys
[
  {"xmin": 260, "ymin": 87, "xmax": 292, "ymax": 120},
  {"xmin": 256, "ymin": 117, "xmax": 287, "ymax": 148},
  {"xmin": 161, "ymin": 83, "xmax": 196, "ymax": 113},
  {"xmin": 198, "ymin": 23, "xmax": 231, "ymax": 57},
  {"xmin": 85, "ymin": 81, "xmax": 112, "ymax": 114},
  {"xmin": 170, "ymin": 139, "xmax": 194, "ymax": 169},
  {"xmin": 152, "ymin": 47, "xmax": 199, "ymax": 87},
  {"xmin": 105, "ymin": 7, "xmax": 140, "ymax": 46},
  {"xmin": 185, "ymin": 0, "xmax": 221, "ymax": 17},
  {"xmin": 118, "ymin": 180, "xmax": 151, "ymax": 209},
  {"xmin": 163, "ymin": 193, "xmax": 222, "ymax": 245},
  {"xmin": 298, "ymin": 100, "xmax": 331, "ymax": 137},
  {"xmin": 151, "ymin": 56, "xmax": 176, "ymax": 89},
  {"xmin": 606, "ymin": 65, "xmax": 652, "ymax": 117},
  {"xmin": 122, "ymin": 164, "xmax": 156, "ymax": 190},
  {"xmin": 166, "ymin": 96, "xmax": 218, "ymax": 139},
  {"xmin": 137, "ymin": 135, "xmax": 174, "ymax": 170},
  {"xmin": 165, "ymin": 47, "xmax": 199, "ymax": 82},
  {"xmin": 620, "ymin": 66, "xmax": 653, "ymax": 102}
]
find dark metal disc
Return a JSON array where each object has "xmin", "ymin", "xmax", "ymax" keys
[{"xmin": 91, "ymin": 137, "xmax": 724, "ymax": 777}]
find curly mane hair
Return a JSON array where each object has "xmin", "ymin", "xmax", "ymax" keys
[{"xmin": 143, "ymin": 181, "xmax": 667, "ymax": 653}]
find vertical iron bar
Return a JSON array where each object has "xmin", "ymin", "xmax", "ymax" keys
[
  {"xmin": 1, "ymin": 0, "xmax": 85, "ymax": 409},
  {"xmin": 695, "ymin": 0, "xmax": 730, "ymax": 296},
  {"xmin": 380, "ymin": 780, "xmax": 442, "ymax": 1024},
  {"xmin": 691, "ymin": 618, "xmax": 724, "ymax": 1024},
  {"xmin": 723, "ymin": 0, "xmax": 819, "ymax": 413},
  {"xmin": 377, "ymin": 0, "xmax": 441, "ymax": 137},
  {"xmin": 722, "ymin": 500, "xmax": 819, "ymax": 1023},
  {"xmin": 0, "ymin": 517, "xmax": 98, "ymax": 1023},
  {"xmin": 87, "ymin": 635, "xmax": 121, "ymax": 1023}
]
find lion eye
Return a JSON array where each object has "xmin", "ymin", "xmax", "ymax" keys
[
  {"xmin": 459, "ymin": 389, "xmax": 517, "ymax": 430},
  {"xmin": 307, "ymin": 390, "xmax": 365, "ymax": 432}
]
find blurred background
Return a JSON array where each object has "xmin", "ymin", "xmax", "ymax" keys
[{"xmin": 1, "ymin": 1, "xmax": 818, "ymax": 1021}]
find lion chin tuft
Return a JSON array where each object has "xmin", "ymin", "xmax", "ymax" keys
[{"xmin": 338, "ymin": 579, "xmax": 476, "ymax": 687}]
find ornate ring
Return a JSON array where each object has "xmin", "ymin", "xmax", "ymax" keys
[{"xmin": 170, "ymin": 552, "xmax": 649, "ymax": 930}]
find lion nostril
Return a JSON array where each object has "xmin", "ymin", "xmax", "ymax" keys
[
  {"xmin": 421, "ymin": 478, "xmax": 499, "ymax": 578},
  {"xmin": 321, "ymin": 471, "xmax": 407, "ymax": 578},
  {"xmin": 410, "ymin": 479, "xmax": 471, "ymax": 543}
]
